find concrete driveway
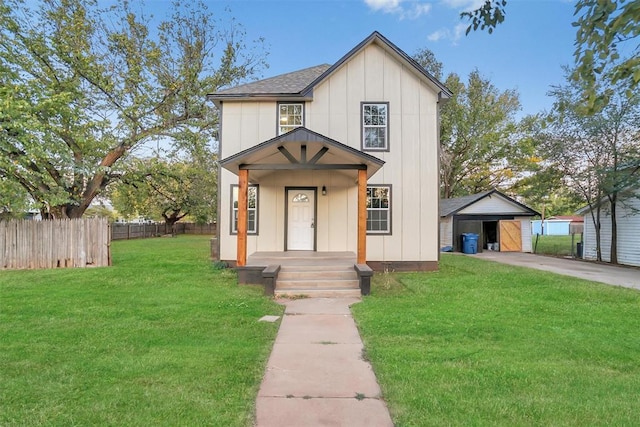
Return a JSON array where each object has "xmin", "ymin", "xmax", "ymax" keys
[{"xmin": 473, "ymin": 252, "xmax": 640, "ymax": 291}]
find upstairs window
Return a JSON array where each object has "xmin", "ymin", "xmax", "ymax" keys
[
  {"xmin": 279, "ymin": 103, "xmax": 304, "ymax": 135},
  {"xmin": 366, "ymin": 185, "xmax": 391, "ymax": 234},
  {"xmin": 231, "ymin": 185, "xmax": 258, "ymax": 234},
  {"xmin": 362, "ymin": 103, "xmax": 388, "ymax": 151}
]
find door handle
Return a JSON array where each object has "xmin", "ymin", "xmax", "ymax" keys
[{"xmin": 311, "ymin": 218, "xmax": 315, "ymax": 228}]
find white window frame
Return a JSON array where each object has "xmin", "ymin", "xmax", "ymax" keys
[
  {"xmin": 366, "ymin": 185, "xmax": 391, "ymax": 235},
  {"xmin": 278, "ymin": 103, "xmax": 304, "ymax": 135},
  {"xmin": 362, "ymin": 102, "xmax": 389, "ymax": 151},
  {"xmin": 231, "ymin": 185, "xmax": 258, "ymax": 235}
]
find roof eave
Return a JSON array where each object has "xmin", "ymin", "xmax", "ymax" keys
[{"xmin": 206, "ymin": 93, "xmax": 313, "ymax": 107}]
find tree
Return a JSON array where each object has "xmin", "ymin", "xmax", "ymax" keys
[
  {"xmin": 111, "ymin": 148, "xmax": 217, "ymax": 228},
  {"xmin": 462, "ymin": 0, "xmax": 640, "ymax": 111},
  {"xmin": 0, "ymin": 177, "xmax": 31, "ymax": 220},
  {"xmin": 412, "ymin": 47, "xmax": 443, "ymax": 79},
  {"xmin": 412, "ymin": 49, "xmax": 524, "ymax": 198},
  {"xmin": 438, "ymin": 70, "xmax": 521, "ymax": 198},
  {"xmin": 0, "ymin": 0, "xmax": 265, "ymax": 219},
  {"xmin": 542, "ymin": 70, "xmax": 640, "ymax": 263}
]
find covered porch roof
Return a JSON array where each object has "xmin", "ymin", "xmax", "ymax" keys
[{"xmin": 220, "ymin": 127, "xmax": 385, "ymax": 182}]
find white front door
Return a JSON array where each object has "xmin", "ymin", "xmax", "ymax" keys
[{"xmin": 287, "ymin": 189, "xmax": 315, "ymax": 250}]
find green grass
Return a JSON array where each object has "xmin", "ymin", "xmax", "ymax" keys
[
  {"xmin": 353, "ymin": 254, "xmax": 640, "ymax": 426},
  {"xmin": 0, "ymin": 236, "xmax": 283, "ymax": 427},
  {"xmin": 532, "ymin": 234, "xmax": 576, "ymax": 256}
]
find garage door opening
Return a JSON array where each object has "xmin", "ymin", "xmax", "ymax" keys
[{"xmin": 483, "ymin": 221, "xmax": 498, "ymax": 251}]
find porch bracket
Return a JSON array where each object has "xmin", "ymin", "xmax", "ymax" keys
[{"xmin": 277, "ymin": 146, "xmax": 299, "ymax": 164}]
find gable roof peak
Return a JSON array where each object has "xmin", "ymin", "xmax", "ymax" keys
[{"xmin": 208, "ymin": 31, "xmax": 451, "ymax": 103}]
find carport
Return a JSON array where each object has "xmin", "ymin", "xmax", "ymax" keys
[{"xmin": 440, "ymin": 190, "xmax": 540, "ymax": 253}]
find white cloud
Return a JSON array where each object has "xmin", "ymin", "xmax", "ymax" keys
[
  {"xmin": 453, "ymin": 23, "xmax": 467, "ymax": 40},
  {"xmin": 427, "ymin": 30, "xmax": 446, "ymax": 42},
  {"xmin": 364, "ymin": 0, "xmax": 432, "ymax": 20},
  {"xmin": 364, "ymin": 0, "xmax": 402, "ymax": 13},
  {"xmin": 427, "ymin": 23, "xmax": 468, "ymax": 44},
  {"xmin": 404, "ymin": 3, "xmax": 432, "ymax": 19},
  {"xmin": 440, "ymin": 0, "xmax": 486, "ymax": 12}
]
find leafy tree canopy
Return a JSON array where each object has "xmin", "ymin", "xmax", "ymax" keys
[
  {"xmin": 111, "ymin": 146, "xmax": 217, "ymax": 227},
  {"xmin": 0, "ymin": 0, "xmax": 266, "ymax": 219}
]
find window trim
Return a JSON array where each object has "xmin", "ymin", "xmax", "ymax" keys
[
  {"xmin": 366, "ymin": 184, "xmax": 392, "ymax": 235},
  {"xmin": 361, "ymin": 102, "xmax": 390, "ymax": 152},
  {"xmin": 277, "ymin": 102, "xmax": 305, "ymax": 135},
  {"xmin": 230, "ymin": 184, "xmax": 259, "ymax": 235}
]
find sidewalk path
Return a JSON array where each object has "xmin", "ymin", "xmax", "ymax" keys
[
  {"xmin": 255, "ymin": 298, "xmax": 394, "ymax": 427},
  {"xmin": 474, "ymin": 252, "xmax": 640, "ymax": 291}
]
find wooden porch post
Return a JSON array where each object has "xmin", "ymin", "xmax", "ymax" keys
[
  {"xmin": 357, "ymin": 169, "xmax": 367, "ymax": 264},
  {"xmin": 237, "ymin": 169, "xmax": 248, "ymax": 266}
]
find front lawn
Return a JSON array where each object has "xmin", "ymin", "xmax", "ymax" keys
[
  {"xmin": 353, "ymin": 254, "xmax": 640, "ymax": 426},
  {"xmin": 0, "ymin": 236, "xmax": 283, "ymax": 427}
]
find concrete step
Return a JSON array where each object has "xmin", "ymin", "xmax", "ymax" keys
[
  {"xmin": 275, "ymin": 288, "xmax": 362, "ymax": 298},
  {"xmin": 279, "ymin": 264, "xmax": 355, "ymax": 272},
  {"xmin": 278, "ymin": 270, "xmax": 358, "ymax": 280},
  {"xmin": 277, "ymin": 279, "xmax": 359, "ymax": 290}
]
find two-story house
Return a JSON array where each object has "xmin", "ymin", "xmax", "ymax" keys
[{"xmin": 208, "ymin": 32, "xmax": 451, "ymax": 294}]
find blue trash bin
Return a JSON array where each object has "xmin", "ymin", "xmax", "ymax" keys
[{"xmin": 462, "ymin": 233, "xmax": 479, "ymax": 254}]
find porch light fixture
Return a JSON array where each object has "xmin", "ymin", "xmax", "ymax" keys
[{"xmin": 322, "ymin": 185, "xmax": 327, "ymax": 196}]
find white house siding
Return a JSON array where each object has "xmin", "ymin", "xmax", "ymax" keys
[
  {"xmin": 520, "ymin": 217, "xmax": 533, "ymax": 252},
  {"xmin": 439, "ymin": 217, "xmax": 453, "ymax": 248},
  {"xmin": 309, "ymin": 43, "xmax": 440, "ymax": 262},
  {"xmin": 218, "ymin": 42, "xmax": 441, "ymax": 263},
  {"xmin": 458, "ymin": 195, "xmax": 527, "ymax": 215},
  {"xmin": 583, "ymin": 195, "xmax": 640, "ymax": 267}
]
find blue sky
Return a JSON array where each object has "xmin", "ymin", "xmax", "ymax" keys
[{"xmin": 211, "ymin": 0, "xmax": 578, "ymax": 117}]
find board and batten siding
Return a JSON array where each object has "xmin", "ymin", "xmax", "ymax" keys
[
  {"xmin": 308, "ymin": 43, "xmax": 440, "ymax": 262},
  {"xmin": 519, "ymin": 217, "xmax": 533, "ymax": 253},
  {"xmin": 458, "ymin": 195, "xmax": 527, "ymax": 215},
  {"xmin": 439, "ymin": 217, "xmax": 453, "ymax": 248},
  {"xmin": 583, "ymin": 194, "xmax": 640, "ymax": 267},
  {"xmin": 218, "ymin": 42, "xmax": 441, "ymax": 263}
]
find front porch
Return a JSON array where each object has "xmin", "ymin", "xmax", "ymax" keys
[{"xmin": 238, "ymin": 251, "xmax": 373, "ymax": 297}]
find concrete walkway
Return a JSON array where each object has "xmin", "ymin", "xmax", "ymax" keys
[
  {"xmin": 255, "ymin": 298, "xmax": 394, "ymax": 427},
  {"xmin": 474, "ymin": 252, "xmax": 640, "ymax": 291}
]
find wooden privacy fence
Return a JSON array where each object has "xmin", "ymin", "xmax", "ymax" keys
[
  {"xmin": 110, "ymin": 222, "xmax": 216, "ymax": 240},
  {"xmin": 0, "ymin": 218, "xmax": 110, "ymax": 270}
]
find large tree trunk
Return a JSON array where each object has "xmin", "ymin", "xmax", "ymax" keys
[
  {"xmin": 162, "ymin": 210, "xmax": 188, "ymax": 235},
  {"xmin": 610, "ymin": 193, "xmax": 618, "ymax": 264},
  {"xmin": 595, "ymin": 207, "xmax": 602, "ymax": 262}
]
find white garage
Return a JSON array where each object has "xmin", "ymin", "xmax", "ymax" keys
[
  {"xmin": 578, "ymin": 189, "xmax": 640, "ymax": 267},
  {"xmin": 440, "ymin": 190, "xmax": 539, "ymax": 253}
]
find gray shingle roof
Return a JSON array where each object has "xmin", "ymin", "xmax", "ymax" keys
[
  {"xmin": 440, "ymin": 189, "xmax": 540, "ymax": 217},
  {"xmin": 440, "ymin": 191, "xmax": 493, "ymax": 217},
  {"xmin": 215, "ymin": 64, "xmax": 331, "ymax": 95}
]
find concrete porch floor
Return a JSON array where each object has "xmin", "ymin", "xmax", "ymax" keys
[{"xmin": 247, "ymin": 251, "xmax": 357, "ymax": 267}]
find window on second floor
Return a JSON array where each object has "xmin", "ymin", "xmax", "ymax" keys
[
  {"xmin": 362, "ymin": 102, "xmax": 389, "ymax": 151},
  {"xmin": 279, "ymin": 103, "xmax": 304, "ymax": 135}
]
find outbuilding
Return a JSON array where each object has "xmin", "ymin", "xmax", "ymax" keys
[
  {"xmin": 578, "ymin": 188, "xmax": 640, "ymax": 267},
  {"xmin": 440, "ymin": 189, "xmax": 540, "ymax": 253}
]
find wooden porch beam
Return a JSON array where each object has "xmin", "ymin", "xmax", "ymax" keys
[
  {"xmin": 239, "ymin": 163, "xmax": 367, "ymax": 170},
  {"xmin": 237, "ymin": 169, "xmax": 248, "ymax": 266},
  {"xmin": 358, "ymin": 169, "xmax": 367, "ymax": 264}
]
